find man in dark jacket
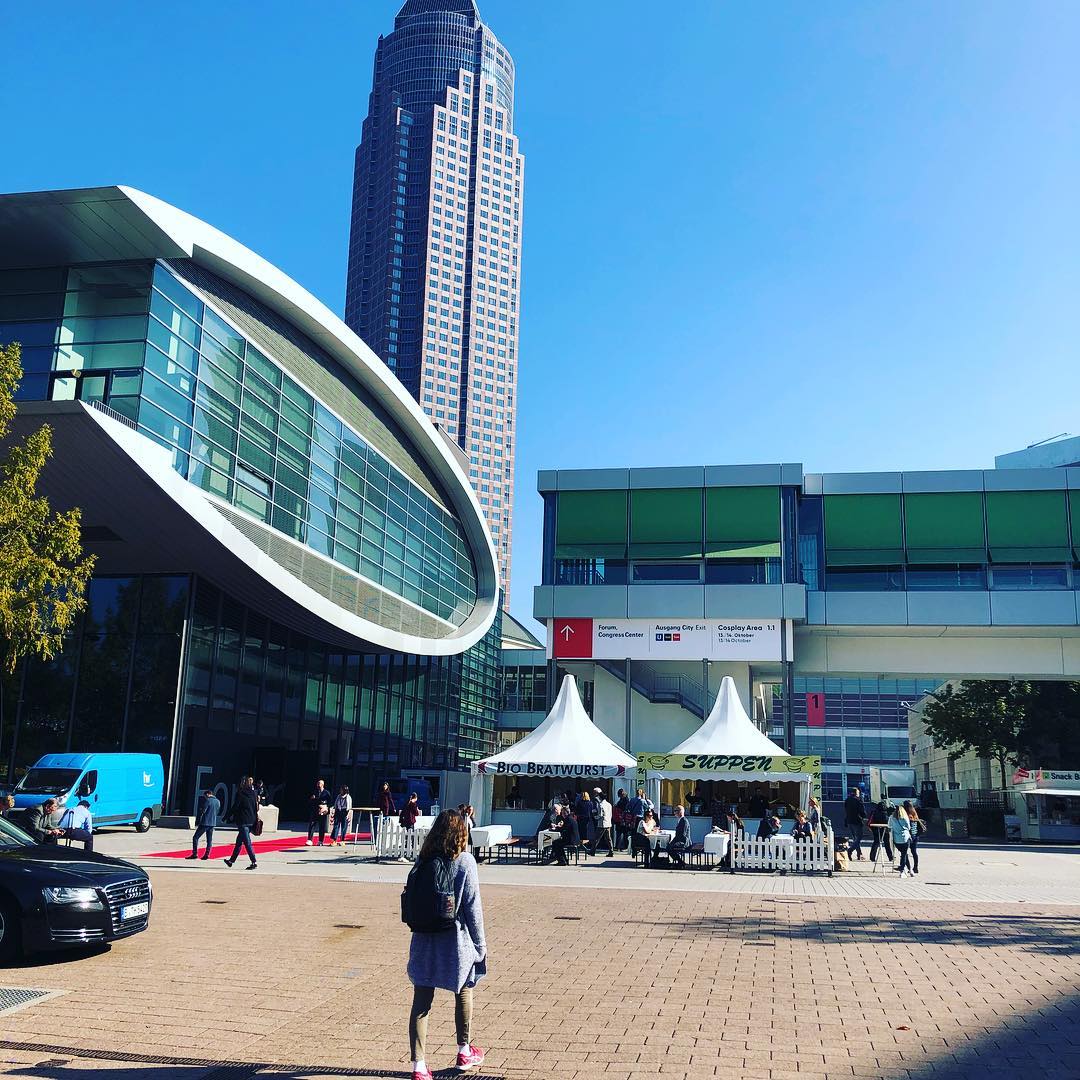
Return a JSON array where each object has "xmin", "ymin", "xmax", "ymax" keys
[
  {"xmin": 224, "ymin": 778, "xmax": 258, "ymax": 869},
  {"xmin": 669, "ymin": 804, "xmax": 692, "ymax": 869},
  {"xmin": 843, "ymin": 788, "xmax": 867, "ymax": 860},
  {"xmin": 613, "ymin": 789, "xmax": 631, "ymax": 851},
  {"xmin": 756, "ymin": 814, "xmax": 781, "ymax": 840},
  {"xmin": 867, "ymin": 800, "xmax": 894, "ymax": 864},
  {"xmin": 550, "ymin": 806, "xmax": 580, "ymax": 866},
  {"xmin": 25, "ymin": 799, "xmax": 62, "ymax": 845},
  {"xmin": 187, "ymin": 787, "xmax": 221, "ymax": 860},
  {"xmin": 306, "ymin": 779, "xmax": 333, "ymax": 846}
]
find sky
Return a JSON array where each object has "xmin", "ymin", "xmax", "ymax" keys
[{"xmin": 2, "ymin": 1, "xmax": 1078, "ymax": 632}]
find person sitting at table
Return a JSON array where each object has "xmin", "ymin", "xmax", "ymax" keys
[
  {"xmin": 632, "ymin": 810, "xmax": 659, "ymax": 868},
  {"xmin": 791, "ymin": 810, "xmax": 813, "ymax": 841},
  {"xmin": 722, "ymin": 805, "xmax": 744, "ymax": 833},
  {"xmin": 668, "ymin": 805, "xmax": 691, "ymax": 869},
  {"xmin": 549, "ymin": 805, "xmax": 580, "ymax": 866},
  {"xmin": 756, "ymin": 814, "xmax": 781, "ymax": 840}
]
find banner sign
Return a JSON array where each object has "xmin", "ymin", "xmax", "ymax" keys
[
  {"xmin": 552, "ymin": 618, "xmax": 784, "ymax": 662},
  {"xmin": 806, "ymin": 692, "xmax": 825, "ymax": 728},
  {"xmin": 476, "ymin": 760, "xmax": 627, "ymax": 778},
  {"xmin": 635, "ymin": 753, "xmax": 821, "ymax": 776},
  {"xmin": 1013, "ymin": 767, "xmax": 1080, "ymax": 789}
]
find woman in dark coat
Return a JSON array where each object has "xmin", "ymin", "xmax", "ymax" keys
[
  {"xmin": 224, "ymin": 777, "xmax": 259, "ymax": 869},
  {"xmin": 406, "ymin": 811, "xmax": 487, "ymax": 1079},
  {"xmin": 378, "ymin": 782, "xmax": 397, "ymax": 817}
]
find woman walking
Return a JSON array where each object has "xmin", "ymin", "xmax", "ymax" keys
[
  {"xmin": 902, "ymin": 800, "xmax": 923, "ymax": 875},
  {"xmin": 807, "ymin": 796, "xmax": 822, "ymax": 835},
  {"xmin": 889, "ymin": 803, "xmax": 913, "ymax": 878},
  {"xmin": 224, "ymin": 777, "xmax": 258, "ymax": 870},
  {"xmin": 405, "ymin": 811, "xmax": 487, "ymax": 1079}
]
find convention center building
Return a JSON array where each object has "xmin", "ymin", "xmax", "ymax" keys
[{"xmin": 0, "ymin": 186, "xmax": 500, "ymax": 815}]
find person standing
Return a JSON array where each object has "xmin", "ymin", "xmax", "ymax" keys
[
  {"xmin": 224, "ymin": 778, "xmax": 258, "ymax": 870},
  {"xmin": 669, "ymin": 805, "xmax": 691, "ymax": 869},
  {"xmin": 378, "ymin": 782, "xmax": 397, "ymax": 818},
  {"xmin": 404, "ymin": 811, "xmax": 487, "ymax": 1080},
  {"xmin": 591, "ymin": 788, "xmax": 614, "ymax": 856},
  {"xmin": 844, "ymin": 788, "xmax": 868, "ymax": 860},
  {"xmin": 807, "ymin": 796, "xmax": 822, "ymax": 835},
  {"xmin": 306, "ymin": 779, "xmax": 333, "ymax": 846},
  {"xmin": 613, "ymin": 789, "xmax": 631, "ymax": 851},
  {"xmin": 868, "ymin": 800, "xmax": 895, "ymax": 865},
  {"xmin": 400, "ymin": 792, "xmax": 421, "ymax": 830},
  {"xmin": 903, "ymin": 800, "xmax": 923, "ymax": 876},
  {"xmin": 574, "ymin": 791, "xmax": 592, "ymax": 846},
  {"xmin": 331, "ymin": 785, "xmax": 353, "ymax": 846},
  {"xmin": 187, "ymin": 788, "xmax": 220, "ymax": 860},
  {"xmin": 889, "ymin": 803, "xmax": 913, "ymax": 877}
]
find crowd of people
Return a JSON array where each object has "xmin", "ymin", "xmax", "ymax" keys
[
  {"xmin": 1, "ymin": 793, "xmax": 95, "ymax": 849},
  {"xmin": 842, "ymin": 787, "xmax": 924, "ymax": 875}
]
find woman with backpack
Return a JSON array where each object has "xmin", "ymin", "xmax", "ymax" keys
[{"xmin": 403, "ymin": 810, "xmax": 487, "ymax": 1079}]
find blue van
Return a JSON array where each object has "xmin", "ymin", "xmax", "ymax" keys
[{"xmin": 12, "ymin": 753, "xmax": 164, "ymax": 832}]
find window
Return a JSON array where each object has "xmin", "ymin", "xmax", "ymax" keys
[
  {"xmin": 631, "ymin": 561, "xmax": 702, "ymax": 584},
  {"xmin": 824, "ymin": 494, "xmax": 903, "ymax": 567}
]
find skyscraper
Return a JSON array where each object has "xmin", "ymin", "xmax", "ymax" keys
[{"xmin": 346, "ymin": 0, "xmax": 523, "ymax": 604}]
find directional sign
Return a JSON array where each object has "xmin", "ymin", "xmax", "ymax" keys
[
  {"xmin": 551, "ymin": 618, "xmax": 784, "ymax": 661},
  {"xmin": 551, "ymin": 618, "xmax": 593, "ymax": 659}
]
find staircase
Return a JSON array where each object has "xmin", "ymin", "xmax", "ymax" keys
[{"xmin": 596, "ymin": 660, "xmax": 707, "ymax": 720}]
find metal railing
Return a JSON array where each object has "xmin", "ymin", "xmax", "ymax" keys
[
  {"xmin": 597, "ymin": 660, "xmax": 706, "ymax": 719},
  {"xmin": 86, "ymin": 398, "xmax": 139, "ymax": 432}
]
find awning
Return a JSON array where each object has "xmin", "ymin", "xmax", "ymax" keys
[{"xmin": 1018, "ymin": 788, "xmax": 1080, "ymax": 798}]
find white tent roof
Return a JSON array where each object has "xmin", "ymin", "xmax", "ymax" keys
[
  {"xmin": 669, "ymin": 676, "xmax": 787, "ymax": 756},
  {"xmin": 478, "ymin": 674, "xmax": 636, "ymax": 770}
]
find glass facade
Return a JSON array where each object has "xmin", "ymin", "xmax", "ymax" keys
[
  {"xmin": 0, "ymin": 261, "xmax": 478, "ymax": 627},
  {"xmin": 498, "ymin": 663, "xmax": 548, "ymax": 712}
]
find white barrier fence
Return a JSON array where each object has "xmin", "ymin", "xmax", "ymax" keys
[
  {"xmin": 374, "ymin": 817, "xmax": 430, "ymax": 860},
  {"xmin": 730, "ymin": 823, "xmax": 833, "ymax": 874}
]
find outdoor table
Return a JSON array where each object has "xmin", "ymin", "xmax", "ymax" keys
[
  {"xmin": 349, "ymin": 806, "xmax": 380, "ymax": 853},
  {"xmin": 471, "ymin": 824, "xmax": 512, "ymax": 852},
  {"xmin": 648, "ymin": 830, "xmax": 674, "ymax": 850},
  {"xmin": 703, "ymin": 832, "xmax": 730, "ymax": 859},
  {"xmin": 537, "ymin": 829, "xmax": 560, "ymax": 857}
]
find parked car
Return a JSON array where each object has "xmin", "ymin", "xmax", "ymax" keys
[
  {"xmin": 0, "ymin": 814, "xmax": 152, "ymax": 961},
  {"xmin": 11, "ymin": 753, "xmax": 164, "ymax": 832}
]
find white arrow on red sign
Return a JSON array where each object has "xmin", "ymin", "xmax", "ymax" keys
[{"xmin": 559, "ymin": 624, "xmax": 575, "ymax": 641}]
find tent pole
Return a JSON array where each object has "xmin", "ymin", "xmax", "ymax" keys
[{"xmin": 624, "ymin": 658, "xmax": 632, "ymax": 753}]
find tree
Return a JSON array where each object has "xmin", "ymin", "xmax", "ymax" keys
[
  {"xmin": 0, "ymin": 342, "xmax": 95, "ymax": 775},
  {"xmin": 921, "ymin": 679, "xmax": 1080, "ymax": 789}
]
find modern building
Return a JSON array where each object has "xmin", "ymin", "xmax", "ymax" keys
[
  {"xmin": 530, "ymin": 464, "xmax": 1080, "ymax": 816},
  {"xmin": 0, "ymin": 185, "xmax": 500, "ymax": 816},
  {"xmin": 345, "ymin": 0, "xmax": 524, "ymax": 603}
]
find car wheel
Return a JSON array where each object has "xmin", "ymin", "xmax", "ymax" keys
[
  {"xmin": 135, "ymin": 809, "xmax": 153, "ymax": 833},
  {"xmin": 0, "ymin": 896, "xmax": 22, "ymax": 964}
]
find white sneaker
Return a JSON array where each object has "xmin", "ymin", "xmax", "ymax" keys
[{"xmin": 305, "ymin": 839, "xmax": 313, "ymax": 846}]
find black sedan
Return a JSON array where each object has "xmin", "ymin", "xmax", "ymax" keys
[{"xmin": 0, "ymin": 814, "xmax": 152, "ymax": 961}]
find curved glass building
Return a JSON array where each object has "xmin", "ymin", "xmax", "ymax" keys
[{"xmin": 0, "ymin": 185, "xmax": 500, "ymax": 814}]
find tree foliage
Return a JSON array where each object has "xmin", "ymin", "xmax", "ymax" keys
[
  {"xmin": 0, "ymin": 342, "xmax": 95, "ymax": 672},
  {"xmin": 921, "ymin": 679, "xmax": 1080, "ymax": 787}
]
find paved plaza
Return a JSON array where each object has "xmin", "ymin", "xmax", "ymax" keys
[{"xmin": 0, "ymin": 833, "xmax": 1078, "ymax": 1080}]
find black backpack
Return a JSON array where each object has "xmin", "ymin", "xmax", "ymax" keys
[{"xmin": 401, "ymin": 856, "xmax": 458, "ymax": 933}]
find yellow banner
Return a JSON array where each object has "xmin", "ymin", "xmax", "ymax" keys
[{"xmin": 636, "ymin": 753, "xmax": 821, "ymax": 775}]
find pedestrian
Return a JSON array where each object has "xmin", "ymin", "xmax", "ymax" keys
[
  {"xmin": 903, "ymin": 800, "xmax": 923, "ymax": 876},
  {"xmin": 627, "ymin": 787, "xmax": 650, "ymax": 840},
  {"xmin": 591, "ymin": 788, "xmax": 614, "ymax": 855},
  {"xmin": 574, "ymin": 790, "xmax": 592, "ymax": 845},
  {"xmin": 889, "ymin": 803, "xmax": 913, "ymax": 878},
  {"xmin": 187, "ymin": 787, "xmax": 220, "ymax": 860},
  {"xmin": 306, "ymin": 778, "xmax": 333, "ymax": 846},
  {"xmin": 807, "ymin": 796, "xmax": 822, "ymax": 835},
  {"xmin": 57, "ymin": 797, "xmax": 94, "ymax": 851},
  {"xmin": 224, "ymin": 777, "xmax": 258, "ymax": 869},
  {"xmin": 843, "ymin": 787, "xmax": 867, "ymax": 859},
  {"xmin": 868, "ymin": 800, "xmax": 895, "ymax": 865},
  {"xmin": 632, "ymin": 809, "xmax": 659, "ymax": 867},
  {"xmin": 550, "ymin": 805, "xmax": 580, "ymax": 866},
  {"xmin": 791, "ymin": 810, "xmax": 812, "ymax": 841},
  {"xmin": 331, "ymin": 784, "xmax": 353, "ymax": 846},
  {"xmin": 668, "ymin": 804, "xmax": 691, "ymax": 869},
  {"xmin": 613, "ymin": 788, "xmax": 631, "ymax": 851},
  {"xmin": 253, "ymin": 779, "xmax": 268, "ymax": 806},
  {"xmin": 403, "ymin": 810, "xmax": 487, "ymax": 1080},
  {"xmin": 400, "ymin": 792, "xmax": 421, "ymax": 830},
  {"xmin": 378, "ymin": 782, "xmax": 397, "ymax": 818}
]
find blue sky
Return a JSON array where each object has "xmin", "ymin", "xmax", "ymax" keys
[{"xmin": 3, "ymin": 1, "xmax": 1078, "ymax": 630}]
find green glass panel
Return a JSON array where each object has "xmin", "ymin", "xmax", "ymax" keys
[
  {"xmin": 705, "ymin": 487, "xmax": 780, "ymax": 558},
  {"xmin": 985, "ymin": 491, "xmax": 1069, "ymax": 562},
  {"xmin": 555, "ymin": 490, "xmax": 627, "ymax": 553},
  {"xmin": 824, "ymin": 494, "xmax": 903, "ymax": 565},
  {"xmin": 905, "ymin": 548, "xmax": 986, "ymax": 565},
  {"xmin": 1072, "ymin": 491, "xmax": 1080, "ymax": 556},
  {"xmin": 903, "ymin": 493, "xmax": 985, "ymax": 553},
  {"xmin": 629, "ymin": 489, "xmax": 702, "ymax": 556}
]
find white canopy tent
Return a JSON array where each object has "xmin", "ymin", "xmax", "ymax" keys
[
  {"xmin": 639, "ymin": 676, "xmax": 821, "ymax": 812},
  {"xmin": 469, "ymin": 674, "xmax": 636, "ymax": 825}
]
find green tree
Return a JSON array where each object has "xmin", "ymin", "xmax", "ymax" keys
[
  {"xmin": 921, "ymin": 679, "xmax": 1080, "ymax": 788},
  {"xmin": 0, "ymin": 342, "xmax": 95, "ymax": 774}
]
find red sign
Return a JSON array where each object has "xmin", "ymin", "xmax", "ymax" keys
[
  {"xmin": 806, "ymin": 692, "xmax": 825, "ymax": 728},
  {"xmin": 552, "ymin": 618, "xmax": 593, "ymax": 659}
]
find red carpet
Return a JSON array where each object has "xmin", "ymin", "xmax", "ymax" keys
[{"xmin": 145, "ymin": 833, "xmax": 372, "ymax": 859}]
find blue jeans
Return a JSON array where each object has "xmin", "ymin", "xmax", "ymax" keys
[
  {"xmin": 331, "ymin": 813, "xmax": 350, "ymax": 842},
  {"xmin": 192, "ymin": 826, "xmax": 214, "ymax": 855},
  {"xmin": 229, "ymin": 825, "xmax": 256, "ymax": 864}
]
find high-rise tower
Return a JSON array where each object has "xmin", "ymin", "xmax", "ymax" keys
[{"xmin": 346, "ymin": 0, "xmax": 523, "ymax": 605}]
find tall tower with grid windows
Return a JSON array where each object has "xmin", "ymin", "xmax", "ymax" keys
[{"xmin": 345, "ymin": 0, "xmax": 523, "ymax": 605}]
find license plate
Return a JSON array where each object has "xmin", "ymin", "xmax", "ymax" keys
[{"xmin": 120, "ymin": 901, "xmax": 149, "ymax": 920}]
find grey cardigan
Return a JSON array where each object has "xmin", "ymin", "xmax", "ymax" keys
[{"xmin": 407, "ymin": 851, "xmax": 487, "ymax": 993}]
